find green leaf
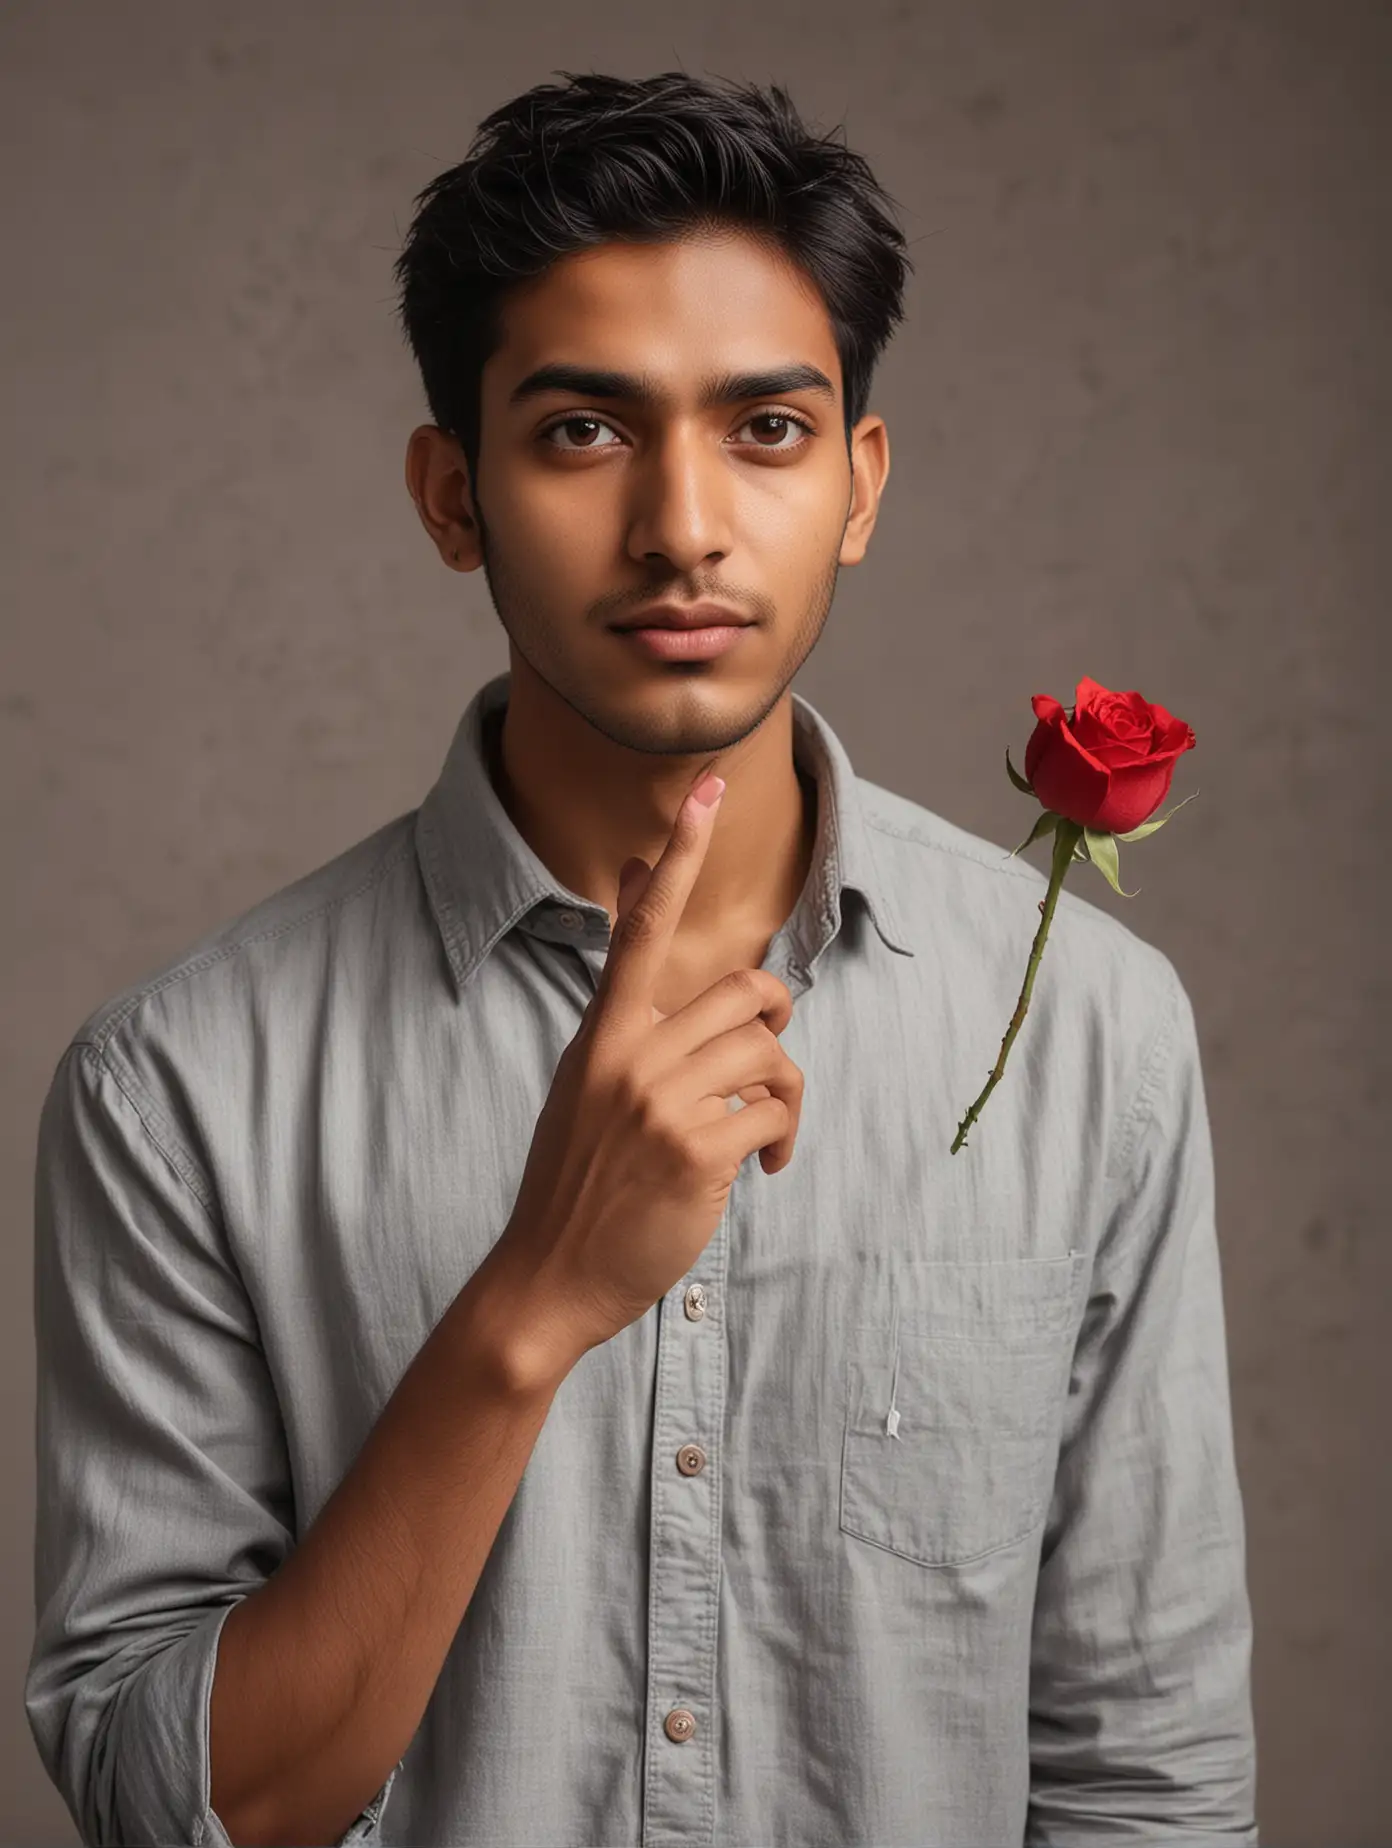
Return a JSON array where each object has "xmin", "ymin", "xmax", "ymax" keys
[
  {"xmin": 1115, "ymin": 789, "xmax": 1201, "ymax": 843},
  {"xmin": 1083, "ymin": 827, "xmax": 1141, "ymax": 898},
  {"xmin": 1005, "ymin": 746, "xmax": 1035, "ymax": 795},
  {"xmin": 1072, "ymin": 833, "xmax": 1090, "ymax": 862},
  {"xmin": 1006, "ymin": 809, "xmax": 1060, "ymax": 859}
]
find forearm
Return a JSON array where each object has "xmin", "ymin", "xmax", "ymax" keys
[{"xmin": 208, "ymin": 1243, "xmax": 582, "ymax": 1847}]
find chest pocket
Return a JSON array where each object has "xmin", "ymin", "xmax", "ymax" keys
[{"xmin": 839, "ymin": 1252, "xmax": 1086, "ymax": 1568}]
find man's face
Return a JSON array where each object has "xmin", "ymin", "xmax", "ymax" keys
[{"xmin": 464, "ymin": 228, "xmax": 887, "ymax": 759}]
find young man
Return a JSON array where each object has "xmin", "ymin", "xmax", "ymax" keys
[{"xmin": 25, "ymin": 71, "xmax": 1257, "ymax": 1848}]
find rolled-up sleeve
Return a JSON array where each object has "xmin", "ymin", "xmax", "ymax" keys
[
  {"xmin": 1026, "ymin": 959, "xmax": 1259, "ymax": 1843},
  {"xmin": 25, "ymin": 1038, "xmax": 399, "ymax": 1848}
]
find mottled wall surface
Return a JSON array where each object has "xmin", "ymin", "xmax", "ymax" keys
[{"xmin": 2, "ymin": 2, "xmax": 1386, "ymax": 1841}]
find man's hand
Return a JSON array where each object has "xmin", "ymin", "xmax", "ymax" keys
[{"xmin": 491, "ymin": 764, "xmax": 804, "ymax": 1368}]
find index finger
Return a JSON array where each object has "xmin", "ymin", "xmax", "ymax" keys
[{"xmin": 593, "ymin": 764, "xmax": 725, "ymax": 1026}]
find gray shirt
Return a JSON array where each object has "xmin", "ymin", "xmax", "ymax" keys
[{"xmin": 25, "ymin": 669, "xmax": 1258, "ymax": 1847}]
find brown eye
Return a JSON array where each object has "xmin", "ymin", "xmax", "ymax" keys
[
  {"xmin": 733, "ymin": 412, "xmax": 811, "ymax": 450},
  {"xmin": 544, "ymin": 416, "xmax": 621, "ymax": 451}
]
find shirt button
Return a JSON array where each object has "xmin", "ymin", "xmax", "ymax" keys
[
  {"xmin": 683, "ymin": 1283, "xmax": 707, "ymax": 1321},
  {"xmin": 676, "ymin": 1443, "xmax": 706, "ymax": 1476},
  {"xmin": 664, "ymin": 1708, "xmax": 697, "ymax": 1743},
  {"xmin": 555, "ymin": 907, "xmax": 584, "ymax": 930}
]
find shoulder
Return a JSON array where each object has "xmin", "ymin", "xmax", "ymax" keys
[
  {"xmin": 856, "ymin": 773, "xmax": 1187, "ymax": 1120},
  {"xmin": 859, "ymin": 774, "xmax": 1170, "ymax": 962},
  {"xmin": 62, "ymin": 811, "xmax": 420, "ymax": 1064}
]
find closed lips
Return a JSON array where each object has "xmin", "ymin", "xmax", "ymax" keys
[{"xmin": 612, "ymin": 606, "xmax": 752, "ymax": 630}]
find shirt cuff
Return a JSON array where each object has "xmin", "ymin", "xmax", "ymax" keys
[{"xmin": 119, "ymin": 1596, "xmax": 399, "ymax": 1848}]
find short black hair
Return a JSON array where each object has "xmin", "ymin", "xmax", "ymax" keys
[{"xmin": 392, "ymin": 70, "xmax": 911, "ymax": 486}]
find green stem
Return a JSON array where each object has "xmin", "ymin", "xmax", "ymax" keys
[{"xmin": 950, "ymin": 817, "xmax": 1083, "ymax": 1154}]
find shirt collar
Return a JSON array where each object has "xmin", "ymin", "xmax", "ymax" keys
[{"xmin": 414, "ymin": 670, "xmax": 916, "ymax": 1001}]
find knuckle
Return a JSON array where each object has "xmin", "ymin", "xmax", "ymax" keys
[
  {"xmin": 603, "ymin": 1057, "xmax": 646, "ymax": 1118},
  {"xmin": 757, "ymin": 1021, "xmax": 784, "ymax": 1061},
  {"xmin": 619, "ymin": 900, "xmax": 662, "ymax": 947},
  {"xmin": 731, "ymin": 1019, "xmax": 770, "ymax": 1066},
  {"xmin": 722, "ymin": 966, "xmax": 763, "ymax": 1006},
  {"xmin": 634, "ymin": 1083, "xmax": 683, "ymax": 1150}
]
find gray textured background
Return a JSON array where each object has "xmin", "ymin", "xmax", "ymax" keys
[{"xmin": 3, "ymin": 3, "xmax": 1387, "ymax": 1842}]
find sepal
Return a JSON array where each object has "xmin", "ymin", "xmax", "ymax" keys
[
  {"xmin": 1006, "ymin": 809, "xmax": 1060, "ymax": 859},
  {"xmin": 1005, "ymin": 746, "xmax": 1035, "ymax": 795},
  {"xmin": 1083, "ymin": 826, "xmax": 1141, "ymax": 897},
  {"xmin": 1115, "ymin": 789, "xmax": 1200, "ymax": 842}
]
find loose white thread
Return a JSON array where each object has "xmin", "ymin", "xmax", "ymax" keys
[{"xmin": 885, "ymin": 1297, "xmax": 902, "ymax": 1439}]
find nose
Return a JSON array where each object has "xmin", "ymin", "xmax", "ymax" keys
[{"xmin": 624, "ymin": 422, "xmax": 733, "ymax": 575}]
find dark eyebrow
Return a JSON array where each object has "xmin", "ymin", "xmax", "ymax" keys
[{"xmin": 507, "ymin": 362, "xmax": 837, "ymax": 409}]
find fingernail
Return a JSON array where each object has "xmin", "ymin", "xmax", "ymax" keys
[{"xmin": 692, "ymin": 773, "xmax": 725, "ymax": 809}]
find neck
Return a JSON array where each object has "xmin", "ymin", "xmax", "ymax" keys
[{"xmin": 483, "ymin": 651, "xmax": 817, "ymax": 949}]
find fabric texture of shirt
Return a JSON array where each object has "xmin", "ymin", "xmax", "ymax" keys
[{"xmin": 26, "ymin": 667, "xmax": 1258, "ymax": 1847}]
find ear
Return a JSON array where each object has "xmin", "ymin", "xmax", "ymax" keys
[
  {"xmin": 838, "ymin": 414, "xmax": 890, "ymax": 567},
  {"xmin": 404, "ymin": 424, "xmax": 485, "ymax": 571}
]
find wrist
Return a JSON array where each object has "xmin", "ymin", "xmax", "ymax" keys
[{"xmin": 444, "ymin": 1244, "xmax": 589, "ymax": 1402}]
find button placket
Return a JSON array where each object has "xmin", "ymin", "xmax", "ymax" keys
[{"xmin": 643, "ymin": 1238, "xmax": 726, "ymax": 1843}]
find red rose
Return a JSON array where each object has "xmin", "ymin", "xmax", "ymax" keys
[{"xmin": 1023, "ymin": 675, "xmax": 1196, "ymax": 836}]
